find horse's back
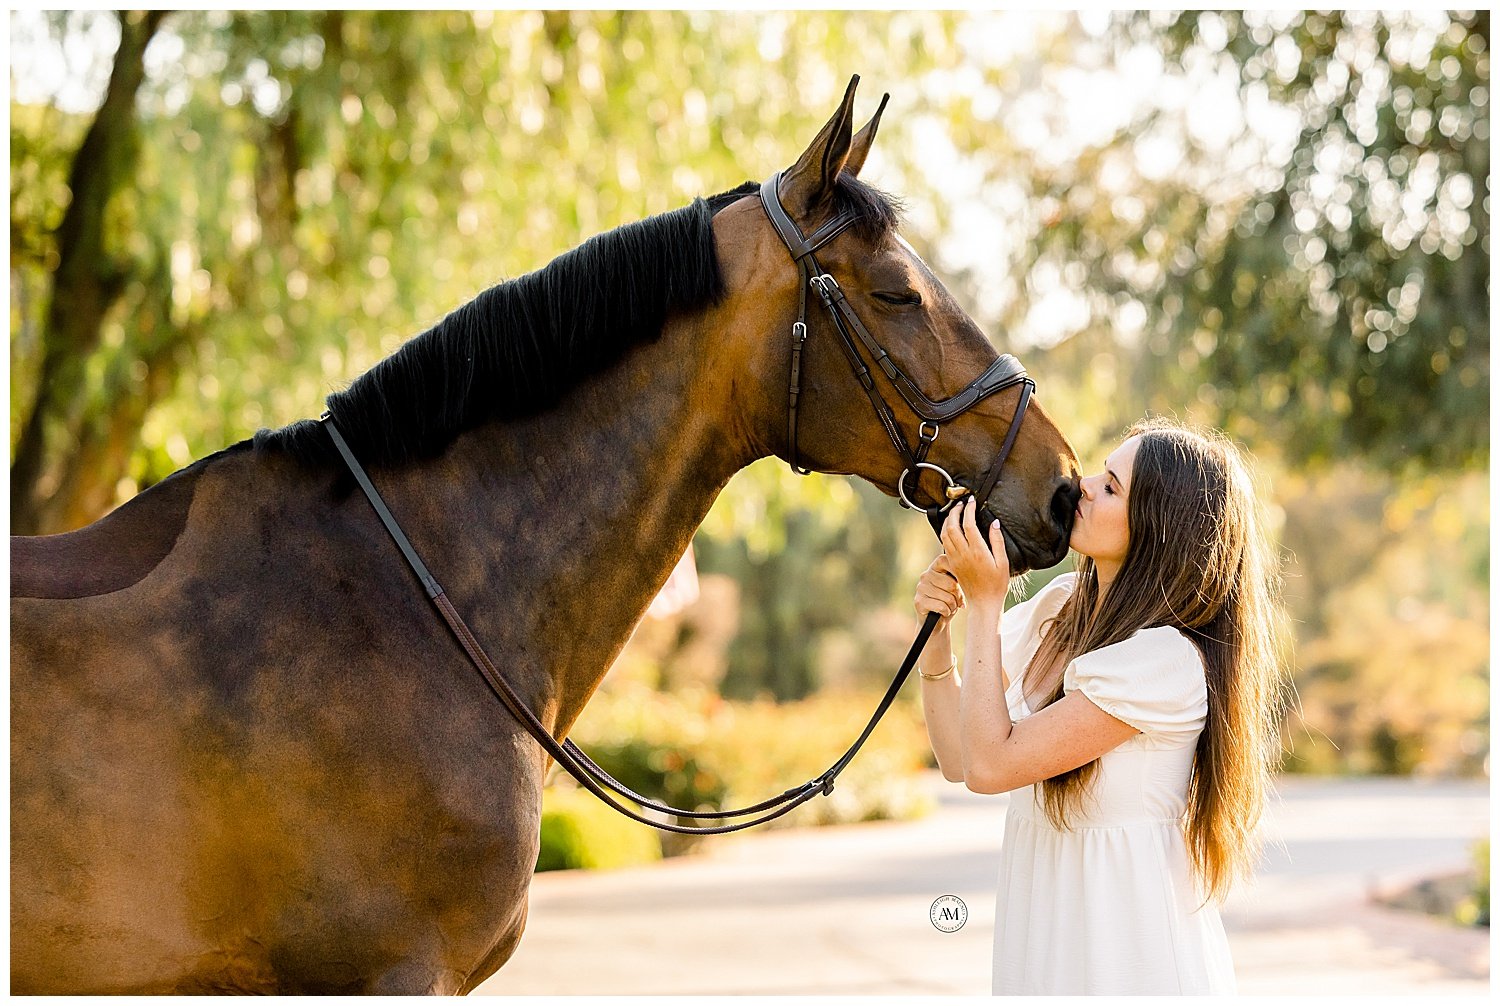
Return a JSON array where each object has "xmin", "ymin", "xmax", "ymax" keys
[{"xmin": 11, "ymin": 455, "xmax": 211, "ymax": 601}]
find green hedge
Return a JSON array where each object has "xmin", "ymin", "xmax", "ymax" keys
[
  {"xmin": 1458, "ymin": 838, "xmax": 1489, "ymax": 927},
  {"xmin": 535, "ymin": 787, "xmax": 662, "ymax": 872}
]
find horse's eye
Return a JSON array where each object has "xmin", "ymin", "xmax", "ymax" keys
[{"xmin": 873, "ymin": 291, "xmax": 923, "ymax": 307}]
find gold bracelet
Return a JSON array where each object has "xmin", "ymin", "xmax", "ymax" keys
[{"xmin": 919, "ymin": 660, "xmax": 956, "ymax": 681}]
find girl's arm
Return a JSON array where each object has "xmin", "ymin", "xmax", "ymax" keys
[
  {"xmin": 958, "ymin": 595, "xmax": 1013, "ymax": 784},
  {"xmin": 957, "ymin": 598, "xmax": 1138, "ymax": 793},
  {"xmin": 917, "ymin": 623, "xmax": 966, "ymax": 782},
  {"xmin": 942, "ymin": 499, "xmax": 1139, "ymax": 794},
  {"xmin": 912, "ymin": 555, "xmax": 966, "ymax": 782}
]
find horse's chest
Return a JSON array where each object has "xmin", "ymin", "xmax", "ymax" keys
[{"xmin": 182, "ymin": 764, "xmax": 542, "ymax": 992}]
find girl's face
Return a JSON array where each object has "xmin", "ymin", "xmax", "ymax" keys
[{"xmin": 1070, "ymin": 435, "xmax": 1139, "ymax": 567}]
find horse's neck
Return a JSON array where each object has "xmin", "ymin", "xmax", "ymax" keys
[{"xmin": 376, "ymin": 313, "xmax": 768, "ymax": 738}]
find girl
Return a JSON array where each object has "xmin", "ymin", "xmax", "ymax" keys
[{"xmin": 914, "ymin": 417, "xmax": 1285, "ymax": 995}]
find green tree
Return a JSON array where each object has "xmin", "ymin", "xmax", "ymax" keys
[
  {"xmin": 1005, "ymin": 11, "xmax": 1488, "ymax": 470},
  {"xmin": 11, "ymin": 10, "xmax": 971, "ymax": 533},
  {"xmin": 696, "ymin": 468, "xmax": 909, "ymax": 702},
  {"xmin": 11, "ymin": 10, "xmax": 166, "ymax": 533}
]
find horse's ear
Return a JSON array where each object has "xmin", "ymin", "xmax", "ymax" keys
[
  {"xmin": 780, "ymin": 74, "xmax": 860, "ymax": 218},
  {"xmin": 845, "ymin": 92, "xmax": 888, "ymax": 178}
]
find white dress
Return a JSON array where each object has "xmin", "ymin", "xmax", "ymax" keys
[{"xmin": 991, "ymin": 573, "xmax": 1236, "ymax": 995}]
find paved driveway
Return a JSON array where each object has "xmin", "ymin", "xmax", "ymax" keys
[{"xmin": 474, "ymin": 775, "xmax": 1489, "ymax": 995}]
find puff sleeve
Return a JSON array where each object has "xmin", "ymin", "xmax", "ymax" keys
[{"xmin": 1063, "ymin": 626, "xmax": 1208, "ymax": 746}]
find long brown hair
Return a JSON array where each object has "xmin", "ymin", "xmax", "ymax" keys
[{"xmin": 1024, "ymin": 417, "xmax": 1288, "ymax": 902}]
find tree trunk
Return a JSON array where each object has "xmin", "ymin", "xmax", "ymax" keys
[{"xmin": 10, "ymin": 10, "xmax": 168, "ymax": 534}]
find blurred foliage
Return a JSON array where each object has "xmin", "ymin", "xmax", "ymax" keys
[
  {"xmin": 10, "ymin": 9, "xmax": 967, "ymax": 532},
  {"xmin": 10, "ymin": 12, "xmax": 1488, "ymax": 784},
  {"xmin": 10, "ymin": 10, "xmax": 167, "ymax": 532},
  {"xmin": 1276, "ymin": 466, "xmax": 1489, "ymax": 776},
  {"xmin": 535, "ymin": 787, "xmax": 662, "ymax": 873},
  {"xmin": 1005, "ymin": 11, "xmax": 1489, "ymax": 471},
  {"xmin": 1459, "ymin": 838, "xmax": 1489, "ymax": 927},
  {"xmin": 569, "ymin": 737, "xmax": 728, "ymax": 858},
  {"xmin": 696, "ymin": 469, "xmax": 910, "ymax": 701}
]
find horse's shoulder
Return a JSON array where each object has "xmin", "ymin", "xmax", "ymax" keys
[{"xmin": 11, "ymin": 445, "xmax": 250, "ymax": 600}]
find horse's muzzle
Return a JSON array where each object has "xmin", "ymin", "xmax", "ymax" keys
[{"xmin": 925, "ymin": 497, "xmax": 1026, "ymax": 571}]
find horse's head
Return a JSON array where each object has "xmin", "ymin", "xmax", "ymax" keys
[{"xmin": 712, "ymin": 77, "xmax": 1079, "ymax": 572}]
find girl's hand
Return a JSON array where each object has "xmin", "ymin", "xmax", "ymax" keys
[
  {"xmin": 914, "ymin": 553, "xmax": 964, "ymax": 628},
  {"xmin": 940, "ymin": 497, "xmax": 1011, "ymax": 608}
]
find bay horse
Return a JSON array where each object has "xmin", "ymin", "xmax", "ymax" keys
[{"xmin": 11, "ymin": 78, "xmax": 1080, "ymax": 993}]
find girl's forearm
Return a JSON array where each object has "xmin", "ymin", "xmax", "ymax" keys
[
  {"xmin": 959, "ymin": 600, "xmax": 1013, "ymax": 783},
  {"xmin": 918, "ymin": 624, "xmax": 966, "ymax": 781}
]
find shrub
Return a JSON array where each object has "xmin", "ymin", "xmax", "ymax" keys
[
  {"xmin": 568, "ymin": 738, "xmax": 729, "ymax": 858},
  {"xmin": 535, "ymin": 787, "xmax": 662, "ymax": 872},
  {"xmin": 581, "ymin": 738, "xmax": 728, "ymax": 819},
  {"xmin": 1457, "ymin": 838, "xmax": 1489, "ymax": 927},
  {"xmin": 1276, "ymin": 467, "xmax": 1489, "ymax": 778}
]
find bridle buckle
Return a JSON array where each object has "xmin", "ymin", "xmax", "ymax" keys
[{"xmin": 809, "ymin": 273, "xmax": 839, "ymax": 301}]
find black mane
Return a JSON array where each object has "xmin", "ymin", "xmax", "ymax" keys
[{"xmin": 255, "ymin": 175, "xmax": 898, "ymax": 469}]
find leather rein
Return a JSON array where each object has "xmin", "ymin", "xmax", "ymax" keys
[{"xmin": 319, "ymin": 178, "xmax": 1035, "ymax": 835}]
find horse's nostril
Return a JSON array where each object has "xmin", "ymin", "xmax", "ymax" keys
[{"xmin": 1050, "ymin": 481, "xmax": 1080, "ymax": 532}]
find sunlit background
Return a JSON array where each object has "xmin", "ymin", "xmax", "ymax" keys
[{"xmin": 7, "ymin": 9, "xmax": 1488, "ymax": 919}]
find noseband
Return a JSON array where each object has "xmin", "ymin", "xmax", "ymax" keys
[{"xmin": 758, "ymin": 171, "xmax": 1035, "ymax": 518}]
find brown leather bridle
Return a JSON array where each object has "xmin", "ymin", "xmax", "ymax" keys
[{"xmin": 758, "ymin": 171, "xmax": 1035, "ymax": 519}]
